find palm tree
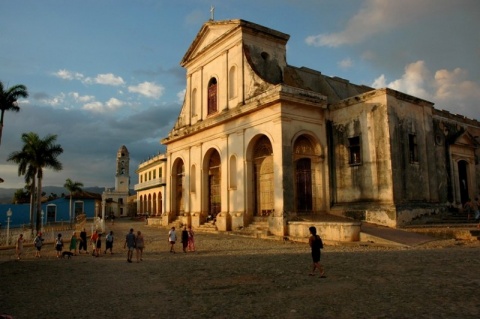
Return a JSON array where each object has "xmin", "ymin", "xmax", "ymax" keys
[
  {"xmin": 8, "ymin": 132, "xmax": 63, "ymax": 231},
  {"xmin": 64, "ymin": 178, "xmax": 83, "ymax": 225},
  {"xmin": 8, "ymin": 134, "xmax": 38, "ymax": 230},
  {"xmin": 0, "ymin": 81, "xmax": 29, "ymax": 146}
]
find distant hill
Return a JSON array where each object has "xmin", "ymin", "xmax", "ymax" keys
[{"xmin": 0, "ymin": 186, "xmax": 111, "ymax": 204}]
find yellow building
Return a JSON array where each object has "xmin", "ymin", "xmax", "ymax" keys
[{"xmin": 134, "ymin": 153, "xmax": 167, "ymax": 217}]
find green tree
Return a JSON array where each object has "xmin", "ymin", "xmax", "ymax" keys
[
  {"xmin": 8, "ymin": 132, "xmax": 63, "ymax": 231},
  {"xmin": 64, "ymin": 178, "xmax": 83, "ymax": 224},
  {"xmin": 12, "ymin": 188, "xmax": 29, "ymax": 204},
  {"xmin": 8, "ymin": 141, "xmax": 37, "ymax": 229},
  {"xmin": 0, "ymin": 81, "xmax": 29, "ymax": 146}
]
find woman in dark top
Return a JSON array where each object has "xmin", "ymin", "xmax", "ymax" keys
[
  {"xmin": 308, "ymin": 226, "xmax": 325, "ymax": 277},
  {"xmin": 79, "ymin": 228, "xmax": 88, "ymax": 254}
]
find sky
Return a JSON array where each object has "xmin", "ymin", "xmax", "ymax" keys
[{"xmin": 1, "ymin": 0, "xmax": 479, "ymax": 190}]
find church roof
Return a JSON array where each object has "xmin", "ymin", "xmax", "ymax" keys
[
  {"xmin": 181, "ymin": 19, "xmax": 289, "ymax": 67},
  {"xmin": 283, "ymin": 66, "xmax": 373, "ymax": 103}
]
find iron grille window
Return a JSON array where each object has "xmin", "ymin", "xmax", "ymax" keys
[
  {"xmin": 409, "ymin": 134, "xmax": 418, "ymax": 163},
  {"xmin": 348, "ymin": 136, "xmax": 361, "ymax": 165}
]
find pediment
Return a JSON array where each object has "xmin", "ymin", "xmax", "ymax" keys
[
  {"xmin": 453, "ymin": 131, "xmax": 478, "ymax": 148},
  {"xmin": 181, "ymin": 20, "xmax": 241, "ymax": 66}
]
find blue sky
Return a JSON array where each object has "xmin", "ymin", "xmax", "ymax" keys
[{"xmin": 1, "ymin": 0, "xmax": 479, "ymax": 190}]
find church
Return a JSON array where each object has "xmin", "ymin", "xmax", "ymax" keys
[
  {"xmin": 102, "ymin": 145, "xmax": 131, "ymax": 218},
  {"xmin": 143, "ymin": 19, "xmax": 479, "ymax": 240}
]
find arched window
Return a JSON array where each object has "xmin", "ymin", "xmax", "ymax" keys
[
  {"xmin": 208, "ymin": 78, "xmax": 217, "ymax": 115},
  {"xmin": 191, "ymin": 88, "xmax": 197, "ymax": 116},
  {"xmin": 228, "ymin": 66, "xmax": 236, "ymax": 98}
]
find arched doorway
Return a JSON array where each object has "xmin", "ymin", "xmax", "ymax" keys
[
  {"xmin": 296, "ymin": 158, "xmax": 312, "ymax": 212},
  {"xmin": 207, "ymin": 150, "xmax": 221, "ymax": 219},
  {"xmin": 458, "ymin": 160, "xmax": 469, "ymax": 204},
  {"xmin": 253, "ymin": 136, "xmax": 274, "ymax": 216},
  {"xmin": 293, "ymin": 135, "xmax": 321, "ymax": 213},
  {"xmin": 173, "ymin": 160, "xmax": 185, "ymax": 215},
  {"xmin": 158, "ymin": 192, "xmax": 163, "ymax": 215}
]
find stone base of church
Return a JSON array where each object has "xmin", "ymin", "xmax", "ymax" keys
[
  {"xmin": 231, "ymin": 212, "xmax": 244, "ymax": 230},
  {"xmin": 191, "ymin": 212, "xmax": 203, "ymax": 228},
  {"xmin": 268, "ymin": 216, "xmax": 287, "ymax": 236},
  {"xmin": 287, "ymin": 220, "xmax": 361, "ymax": 242},
  {"xmin": 215, "ymin": 212, "xmax": 231, "ymax": 231}
]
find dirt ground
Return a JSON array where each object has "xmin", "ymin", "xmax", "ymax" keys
[{"xmin": 0, "ymin": 219, "xmax": 479, "ymax": 319}]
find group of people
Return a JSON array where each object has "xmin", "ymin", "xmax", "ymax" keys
[
  {"xmin": 13, "ymin": 223, "xmax": 323, "ymax": 278},
  {"xmin": 86, "ymin": 230, "xmax": 115, "ymax": 257},
  {"xmin": 166, "ymin": 226, "xmax": 195, "ymax": 254},
  {"xmin": 15, "ymin": 232, "xmax": 45, "ymax": 260},
  {"xmin": 124, "ymin": 228, "xmax": 145, "ymax": 263}
]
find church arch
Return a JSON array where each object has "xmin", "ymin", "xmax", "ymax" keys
[
  {"xmin": 152, "ymin": 193, "xmax": 157, "ymax": 216},
  {"xmin": 293, "ymin": 134, "xmax": 323, "ymax": 213},
  {"xmin": 207, "ymin": 77, "xmax": 218, "ymax": 115},
  {"xmin": 249, "ymin": 135, "xmax": 274, "ymax": 217},
  {"xmin": 203, "ymin": 148, "xmax": 222, "ymax": 220},
  {"xmin": 147, "ymin": 194, "xmax": 152, "ymax": 214},
  {"xmin": 172, "ymin": 158, "xmax": 185, "ymax": 216},
  {"xmin": 158, "ymin": 191, "xmax": 163, "ymax": 215}
]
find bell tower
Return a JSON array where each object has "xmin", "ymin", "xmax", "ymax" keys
[{"xmin": 115, "ymin": 145, "xmax": 130, "ymax": 192}]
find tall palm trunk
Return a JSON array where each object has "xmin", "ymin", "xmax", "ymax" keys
[
  {"xmin": 29, "ymin": 180, "xmax": 36, "ymax": 231},
  {"xmin": 69, "ymin": 195, "xmax": 73, "ymax": 226},
  {"xmin": 36, "ymin": 176, "xmax": 42, "ymax": 232}
]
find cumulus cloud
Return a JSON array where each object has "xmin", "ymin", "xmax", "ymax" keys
[
  {"xmin": 81, "ymin": 98, "xmax": 126, "ymax": 113},
  {"xmin": 53, "ymin": 69, "xmax": 124, "ymax": 86},
  {"xmin": 177, "ymin": 89, "xmax": 186, "ymax": 104},
  {"xmin": 105, "ymin": 97, "xmax": 125, "ymax": 110},
  {"xmin": 305, "ymin": 0, "xmax": 432, "ymax": 47},
  {"xmin": 54, "ymin": 69, "xmax": 84, "ymax": 81},
  {"xmin": 128, "ymin": 81, "xmax": 164, "ymax": 99},
  {"xmin": 36, "ymin": 92, "xmax": 67, "ymax": 107},
  {"xmin": 82, "ymin": 101, "xmax": 104, "ymax": 112},
  {"xmin": 371, "ymin": 60, "xmax": 480, "ymax": 119},
  {"xmin": 70, "ymin": 92, "xmax": 95, "ymax": 103},
  {"xmin": 92, "ymin": 73, "xmax": 125, "ymax": 86},
  {"xmin": 338, "ymin": 58, "xmax": 353, "ymax": 70}
]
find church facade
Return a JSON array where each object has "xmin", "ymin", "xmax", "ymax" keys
[{"xmin": 157, "ymin": 19, "xmax": 479, "ymax": 236}]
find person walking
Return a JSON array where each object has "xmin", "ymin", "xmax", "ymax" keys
[
  {"xmin": 79, "ymin": 228, "xmax": 88, "ymax": 254},
  {"xmin": 124, "ymin": 228, "xmax": 136, "ymax": 263},
  {"xmin": 168, "ymin": 227, "xmax": 177, "ymax": 253},
  {"xmin": 135, "ymin": 231, "xmax": 145, "ymax": 262},
  {"xmin": 69, "ymin": 232, "xmax": 78, "ymax": 255},
  {"xmin": 94, "ymin": 233, "xmax": 102, "ymax": 257},
  {"xmin": 105, "ymin": 231, "xmax": 114, "ymax": 254},
  {"xmin": 90, "ymin": 230, "xmax": 99, "ymax": 256},
  {"xmin": 16, "ymin": 234, "xmax": 25, "ymax": 260},
  {"xmin": 308, "ymin": 226, "xmax": 325, "ymax": 277},
  {"xmin": 33, "ymin": 232, "xmax": 44, "ymax": 258},
  {"xmin": 55, "ymin": 233, "xmax": 64, "ymax": 258},
  {"xmin": 181, "ymin": 226, "xmax": 189, "ymax": 253},
  {"xmin": 187, "ymin": 226, "xmax": 195, "ymax": 252}
]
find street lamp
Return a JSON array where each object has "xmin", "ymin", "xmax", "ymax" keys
[
  {"xmin": 41, "ymin": 210, "xmax": 44, "ymax": 233},
  {"xmin": 6, "ymin": 208, "xmax": 12, "ymax": 246}
]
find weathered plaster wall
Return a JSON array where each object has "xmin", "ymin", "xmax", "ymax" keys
[{"xmin": 328, "ymin": 91, "xmax": 393, "ymax": 204}]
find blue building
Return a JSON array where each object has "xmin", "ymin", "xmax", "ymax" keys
[{"xmin": 0, "ymin": 191, "xmax": 101, "ymax": 229}]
